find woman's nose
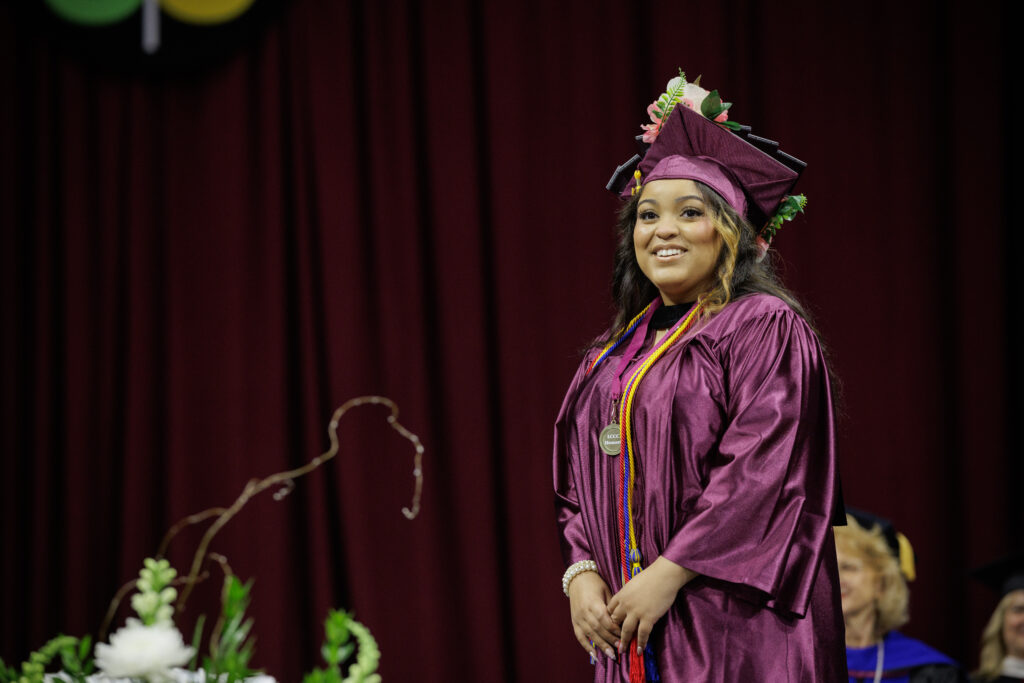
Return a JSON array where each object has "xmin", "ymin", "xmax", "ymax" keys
[{"xmin": 654, "ymin": 218, "xmax": 679, "ymax": 237}]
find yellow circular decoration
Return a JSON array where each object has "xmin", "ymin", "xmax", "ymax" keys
[{"xmin": 160, "ymin": 0, "xmax": 256, "ymax": 24}]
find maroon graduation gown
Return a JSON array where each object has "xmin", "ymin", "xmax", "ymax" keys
[{"xmin": 554, "ymin": 293, "xmax": 846, "ymax": 682}]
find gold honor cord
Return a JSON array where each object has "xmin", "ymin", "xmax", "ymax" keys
[
  {"xmin": 615, "ymin": 301, "xmax": 703, "ymax": 683},
  {"xmin": 618, "ymin": 301, "xmax": 703, "ymax": 582},
  {"xmin": 586, "ymin": 303, "xmax": 655, "ymax": 377}
]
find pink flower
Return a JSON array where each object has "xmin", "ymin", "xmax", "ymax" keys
[
  {"xmin": 641, "ymin": 123, "xmax": 659, "ymax": 143},
  {"xmin": 646, "ymin": 101, "xmax": 660, "ymax": 123},
  {"xmin": 642, "ymin": 100, "xmax": 668, "ymax": 142},
  {"xmin": 638, "ymin": 81, "xmax": 731, "ymax": 143},
  {"xmin": 755, "ymin": 236, "xmax": 770, "ymax": 261}
]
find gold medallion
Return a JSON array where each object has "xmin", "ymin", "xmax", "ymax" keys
[{"xmin": 599, "ymin": 423, "xmax": 621, "ymax": 456}]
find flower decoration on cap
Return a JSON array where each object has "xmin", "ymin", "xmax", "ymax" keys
[
  {"xmin": 758, "ymin": 193, "xmax": 808, "ymax": 259},
  {"xmin": 763, "ymin": 194, "xmax": 809, "ymax": 240},
  {"xmin": 641, "ymin": 69, "xmax": 741, "ymax": 143},
  {"xmin": 608, "ymin": 68, "xmax": 809, "ymax": 253}
]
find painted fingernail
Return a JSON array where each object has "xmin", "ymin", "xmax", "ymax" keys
[
  {"xmin": 605, "ymin": 647, "xmax": 616, "ymax": 661},
  {"xmin": 637, "ymin": 645, "xmax": 642, "ymax": 655}
]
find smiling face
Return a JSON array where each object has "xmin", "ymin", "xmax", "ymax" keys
[
  {"xmin": 837, "ymin": 543, "xmax": 883, "ymax": 622},
  {"xmin": 1004, "ymin": 590, "xmax": 1024, "ymax": 658},
  {"xmin": 633, "ymin": 178, "xmax": 722, "ymax": 305}
]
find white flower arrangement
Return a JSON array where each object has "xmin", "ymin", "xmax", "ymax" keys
[
  {"xmin": 2, "ymin": 396, "xmax": 424, "ymax": 683},
  {"xmin": 46, "ymin": 670, "xmax": 277, "ymax": 683},
  {"xmin": 94, "ymin": 619, "xmax": 195, "ymax": 682}
]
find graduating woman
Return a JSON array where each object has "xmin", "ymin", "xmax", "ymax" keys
[{"xmin": 553, "ymin": 71, "xmax": 847, "ymax": 682}]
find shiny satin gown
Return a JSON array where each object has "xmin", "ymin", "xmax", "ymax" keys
[{"xmin": 554, "ymin": 293, "xmax": 847, "ymax": 682}]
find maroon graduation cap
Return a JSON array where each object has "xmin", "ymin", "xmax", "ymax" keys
[{"xmin": 607, "ymin": 102, "xmax": 806, "ymax": 231}]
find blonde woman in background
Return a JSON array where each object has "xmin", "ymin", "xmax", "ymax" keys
[
  {"xmin": 837, "ymin": 510, "xmax": 966, "ymax": 683},
  {"xmin": 971, "ymin": 555, "xmax": 1024, "ymax": 682}
]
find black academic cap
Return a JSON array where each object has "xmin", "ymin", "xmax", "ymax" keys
[
  {"xmin": 971, "ymin": 553, "xmax": 1024, "ymax": 597},
  {"xmin": 847, "ymin": 508, "xmax": 900, "ymax": 556},
  {"xmin": 846, "ymin": 507, "xmax": 917, "ymax": 581}
]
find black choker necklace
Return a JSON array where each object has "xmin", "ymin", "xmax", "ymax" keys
[{"xmin": 650, "ymin": 302, "xmax": 695, "ymax": 330}]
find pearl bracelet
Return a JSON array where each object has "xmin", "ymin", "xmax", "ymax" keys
[{"xmin": 562, "ymin": 560, "xmax": 599, "ymax": 596}]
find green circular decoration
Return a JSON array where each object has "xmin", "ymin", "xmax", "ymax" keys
[{"xmin": 45, "ymin": 0, "xmax": 142, "ymax": 25}]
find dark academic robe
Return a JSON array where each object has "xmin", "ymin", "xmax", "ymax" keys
[
  {"xmin": 847, "ymin": 631, "xmax": 966, "ymax": 682},
  {"xmin": 554, "ymin": 293, "xmax": 846, "ymax": 682}
]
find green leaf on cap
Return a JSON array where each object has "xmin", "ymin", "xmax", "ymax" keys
[{"xmin": 700, "ymin": 90, "xmax": 723, "ymax": 118}]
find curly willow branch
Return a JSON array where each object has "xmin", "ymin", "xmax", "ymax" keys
[
  {"xmin": 173, "ymin": 395, "xmax": 424, "ymax": 610},
  {"xmin": 206, "ymin": 553, "xmax": 235, "ymax": 655},
  {"xmin": 156, "ymin": 507, "xmax": 228, "ymax": 559}
]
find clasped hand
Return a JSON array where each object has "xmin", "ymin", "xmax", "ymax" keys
[{"xmin": 568, "ymin": 556, "xmax": 695, "ymax": 661}]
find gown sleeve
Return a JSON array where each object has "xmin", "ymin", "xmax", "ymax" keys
[
  {"xmin": 660, "ymin": 306, "xmax": 840, "ymax": 617},
  {"xmin": 553, "ymin": 352, "xmax": 598, "ymax": 566}
]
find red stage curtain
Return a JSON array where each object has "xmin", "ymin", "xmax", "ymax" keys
[{"xmin": 0, "ymin": 0, "xmax": 1016, "ymax": 680}]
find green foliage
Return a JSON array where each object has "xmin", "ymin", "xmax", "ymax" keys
[
  {"xmin": 764, "ymin": 194, "xmax": 809, "ymax": 239},
  {"xmin": 699, "ymin": 89, "xmax": 743, "ymax": 130},
  {"xmin": 57, "ymin": 636, "xmax": 94, "ymax": 681},
  {"xmin": 0, "ymin": 635, "xmax": 93, "ymax": 683},
  {"xmin": 204, "ymin": 577, "xmax": 259, "ymax": 683},
  {"xmin": 699, "ymin": 89, "xmax": 730, "ymax": 120},
  {"xmin": 342, "ymin": 620, "xmax": 380, "ymax": 683},
  {"xmin": 303, "ymin": 610, "xmax": 380, "ymax": 683},
  {"xmin": 133, "ymin": 557, "xmax": 179, "ymax": 625},
  {"xmin": 649, "ymin": 69, "xmax": 744, "ymax": 131},
  {"xmin": 1, "ymin": 569, "xmax": 387, "ymax": 683},
  {"xmin": 189, "ymin": 614, "xmax": 207, "ymax": 671},
  {"xmin": 651, "ymin": 68, "xmax": 688, "ymax": 121},
  {"xmin": 0, "ymin": 657, "xmax": 18, "ymax": 683}
]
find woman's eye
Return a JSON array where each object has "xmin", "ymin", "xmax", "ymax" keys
[
  {"xmin": 637, "ymin": 210, "xmax": 657, "ymax": 221},
  {"xmin": 681, "ymin": 208, "xmax": 704, "ymax": 219}
]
